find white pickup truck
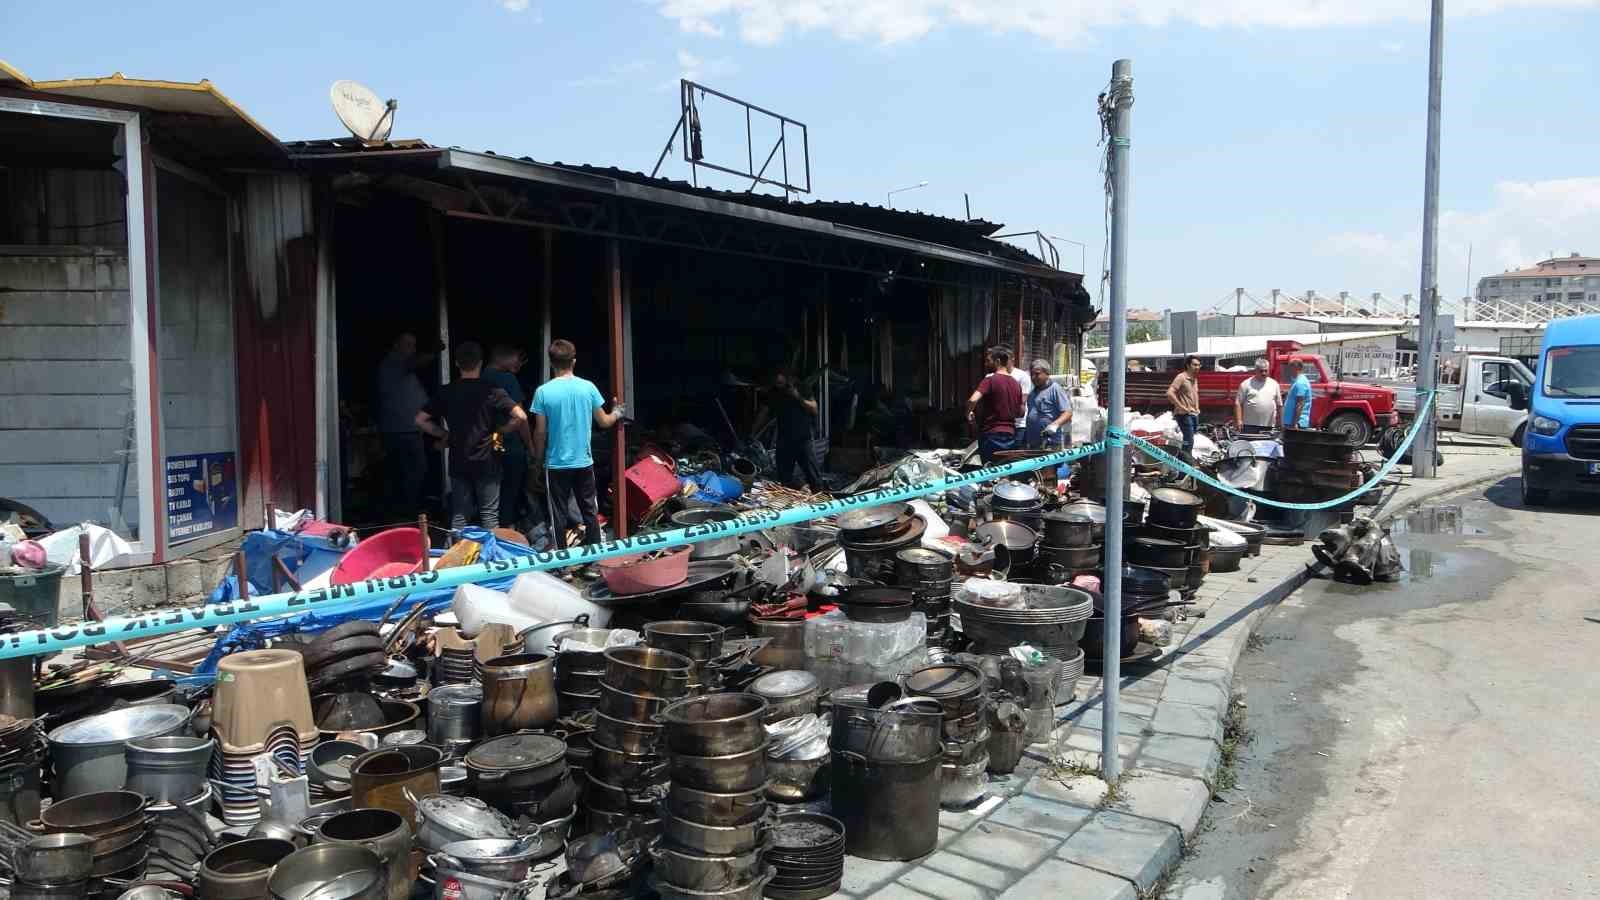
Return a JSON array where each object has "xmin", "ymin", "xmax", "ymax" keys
[{"xmin": 1385, "ymin": 352, "xmax": 1535, "ymax": 445}]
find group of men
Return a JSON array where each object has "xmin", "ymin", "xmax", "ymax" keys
[
  {"xmin": 1164, "ymin": 354, "xmax": 1313, "ymax": 457},
  {"xmin": 966, "ymin": 346, "xmax": 1076, "ymax": 464},
  {"xmin": 378, "ymin": 334, "xmax": 622, "ymax": 547}
]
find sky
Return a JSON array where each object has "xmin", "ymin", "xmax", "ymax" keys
[{"xmin": 6, "ymin": 0, "xmax": 1598, "ymax": 313}]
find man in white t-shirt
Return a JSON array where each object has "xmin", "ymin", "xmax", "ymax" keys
[
  {"xmin": 1234, "ymin": 357, "xmax": 1281, "ymax": 435},
  {"xmin": 996, "ymin": 345, "xmax": 1030, "ymax": 430}
]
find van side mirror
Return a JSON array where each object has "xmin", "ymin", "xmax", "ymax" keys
[{"xmin": 1506, "ymin": 383, "xmax": 1528, "ymax": 410}]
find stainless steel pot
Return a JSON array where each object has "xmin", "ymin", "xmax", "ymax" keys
[
  {"xmin": 831, "ymin": 750, "xmax": 940, "ymax": 861},
  {"xmin": 14, "ymin": 834, "xmax": 95, "ymax": 886},
  {"xmin": 267, "ymin": 843, "xmax": 386, "ymax": 900},
  {"xmin": 665, "ymin": 782, "xmax": 767, "ymax": 826},
  {"xmin": 658, "ymin": 694, "xmax": 768, "ymax": 757},
  {"xmin": 462, "ymin": 732, "xmax": 567, "ymax": 796},
  {"xmin": 642, "ymin": 621, "xmax": 726, "ymax": 664},
  {"xmin": 47, "ymin": 704, "xmax": 192, "ymax": 800},
  {"xmin": 827, "ymin": 699, "xmax": 943, "ymax": 764},
  {"xmin": 660, "ymin": 813, "xmax": 769, "ymax": 856},
  {"xmin": 124, "ymin": 735, "xmax": 213, "ymax": 804},
  {"xmin": 313, "ymin": 808, "xmax": 412, "ymax": 900},
  {"xmin": 348, "ymin": 745, "xmax": 442, "ymax": 819},
  {"xmin": 592, "ymin": 710, "xmax": 663, "ymax": 756},
  {"xmin": 406, "ymin": 792, "xmax": 514, "ymax": 853},
  {"xmin": 478, "ymin": 653, "xmax": 557, "ymax": 736},
  {"xmin": 668, "ymin": 509, "xmax": 743, "ymax": 560},
  {"xmin": 667, "ymin": 743, "xmax": 768, "ymax": 793},
  {"xmin": 1040, "ymin": 513, "xmax": 1097, "ymax": 548},
  {"xmin": 587, "ymin": 740, "xmax": 666, "ymax": 789},
  {"xmin": 650, "ymin": 840, "xmax": 768, "ymax": 892},
  {"xmin": 602, "ymin": 647, "xmax": 693, "ymax": 699},
  {"xmin": 748, "ymin": 671, "xmax": 819, "ymax": 725},
  {"xmin": 598, "ymin": 684, "xmax": 672, "ymax": 722},
  {"xmin": 434, "ymin": 836, "xmax": 545, "ymax": 883},
  {"xmin": 425, "ymin": 684, "xmax": 482, "ymax": 746},
  {"xmin": 199, "ymin": 837, "xmax": 297, "ymax": 900}
]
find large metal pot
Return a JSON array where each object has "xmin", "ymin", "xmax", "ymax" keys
[
  {"xmin": 268, "ymin": 844, "xmax": 386, "ymax": 900},
  {"xmin": 462, "ymin": 732, "xmax": 568, "ymax": 796},
  {"xmin": 650, "ymin": 840, "xmax": 768, "ymax": 892},
  {"xmin": 660, "ymin": 813, "xmax": 769, "ymax": 856},
  {"xmin": 435, "ymin": 836, "xmax": 546, "ymax": 883},
  {"xmin": 668, "ymin": 509, "xmax": 742, "ymax": 559},
  {"xmin": 46, "ymin": 704, "xmax": 192, "ymax": 800},
  {"xmin": 748, "ymin": 671, "xmax": 819, "ymax": 725},
  {"xmin": 658, "ymin": 694, "xmax": 768, "ymax": 757},
  {"xmin": 1040, "ymin": 512, "xmax": 1097, "ymax": 548},
  {"xmin": 314, "ymin": 808, "xmax": 412, "ymax": 900},
  {"xmin": 1127, "ymin": 536, "xmax": 1191, "ymax": 569},
  {"xmin": 478, "ymin": 653, "xmax": 558, "ymax": 736},
  {"xmin": 828, "ymin": 697, "xmax": 943, "ymax": 764},
  {"xmin": 406, "ymin": 792, "xmax": 514, "ymax": 853},
  {"xmin": 199, "ymin": 838, "xmax": 297, "ymax": 900},
  {"xmin": 1148, "ymin": 487, "xmax": 1204, "ymax": 529},
  {"xmin": 428, "ymin": 857, "xmax": 518, "ymax": 900},
  {"xmin": 643, "ymin": 621, "xmax": 726, "ymax": 664},
  {"xmin": 38, "ymin": 789, "xmax": 146, "ymax": 837},
  {"xmin": 598, "ymin": 684, "xmax": 672, "ymax": 722},
  {"xmin": 14, "ymin": 834, "xmax": 95, "ymax": 886},
  {"xmin": 665, "ymin": 782, "xmax": 767, "ymax": 827},
  {"xmin": 602, "ymin": 647, "xmax": 693, "ymax": 699},
  {"xmin": 425, "ymin": 684, "xmax": 482, "ymax": 747},
  {"xmin": 830, "ymin": 750, "xmax": 940, "ymax": 861},
  {"xmin": 747, "ymin": 619, "xmax": 805, "ymax": 671},
  {"xmin": 587, "ymin": 740, "xmax": 666, "ymax": 789},
  {"xmin": 667, "ymin": 743, "xmax": 769, "ymax": 793},
  {"xmin": 123, "ymin": 735, "xmax": 213, "ymax": 805},
  {"xmin": 348, "ymin": 745, "xmax": 442, "ymax": 819},
  {"xmin": 592, "ymin": 710, "xmax": 664, "ymax": 756}
]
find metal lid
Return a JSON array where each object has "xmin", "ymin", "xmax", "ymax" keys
[
  {"xmin": 464, "ymin": 732, "xmax": 565, "ymax": 772},
  {"xmin": 991, "ymin": 481, "xmax": 1040, "ymax": 504},
  {"xmin": 904, "ymin": 664, "xmax": 983, "ymax": 700},
  {"xmin": 895, "ymin": 548, "xmax": 951, "ymax": 567},
  {"xmin": 415, "ymin": 794, "xmax": 514, "ymax": 839},
  {"xmin": 836, "ymin": 504, "xmax": 910, "ymax": 533},
  {"xmin": 750, "ymin": 670, "xmax": 819, "ymax": 701},
  {"xmin": 1149, "ymin": 487, "xmax": 1203, "ymax": 507},
  {"xmin": 47, "ymin": 703, "xmax": 190, "ymax": 748}
]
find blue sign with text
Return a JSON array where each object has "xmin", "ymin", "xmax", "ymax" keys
[{"xmin": 166, "ymin": 452, "xmax": 238, "ymax": 543}]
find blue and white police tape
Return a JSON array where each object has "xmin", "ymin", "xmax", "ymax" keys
[
  {"xmin": 0, "ymin": 441, "xmax": 1111, "ymax": 660},
  {"xmin": 1110, "ymin": 391, "xmax": 1438, "ymax": 511}
]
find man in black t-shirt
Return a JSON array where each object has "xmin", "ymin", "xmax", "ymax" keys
[
  {"xmin": 415, "ymin": 341, "xmax": 532, "ymax": 530},
  {"xmin": 754, "ymin": 370, "xmax": 823, "ymax": 491}
]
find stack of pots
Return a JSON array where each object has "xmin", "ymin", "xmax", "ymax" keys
[
  {"xmin": 955, "ymin": 582, "xmax": 1094, "ymax": 695},
  {"xmin": 550, "ymin": 626, "xmax": 618, "ymax": 718},
  {"xmin": 144, "ymin": 781, "xmax": 217, "ymax": 882},
  {"xmin": 36, "ymin": 790, "xmax": 150, "ymax": 884},
  {"xmin": 210, "ymin": 650, "xmax": 319, "ymax": 827},
  {"xmin": 828, "ymin": 696, "xmax": 943, "ymax": 861},
  {"xmin": 765, "ymin": 812, "xmax": 846, "ymax": 900},
  {"xmin": 893, "ymin": 549, "xmax": 954, "ymax": 649},
  {"xmin": 652, "ymin": 693, "xmax": 772, "ymax": 900},
  {"xmin": 433, "ymin": 629, "xmax": 477, "ymax": 686},
  {"xmin": 0, "ymin": 716, "xmax": 41, "ymax": 828},
  {"xmin": 1142, "ymin": 488, "xmax": 1209, "ymax": 593},
  {"xmin": 643, "ymin": 621, "xmax": 726, "ymax": 694},
  {"xmin": 1083, "ymin": 567, "xmax": 1174, "ymax": 661},
  {"xmin": 11, "ymin": 833, "xmax": 96, "ymax": 900},
  {"xmin": 45, "ymin": 703, "xmax": 191, "ymax": 801},
  {"xmin": 462, "ymin": 731, "xmax": 577, "ymax": 828},
  {"xmin": 988, "ymin": 481, "xmax": 1045, "ymax": 535},
  {"xmin": 836, "ymin": 504, "xmax": 927, "ymax": 582},
  {"xmin": 1038, "ymin": 511, "xmax": 1104, "ymax": 577},
  {"xmin": 586, "ymin": 647, "xmax": 692, "ymax": 835},
  {"xmin": 903, "ymin": 664, "xmax": 992, "ymax": 808}
]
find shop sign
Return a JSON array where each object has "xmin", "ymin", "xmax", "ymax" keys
[{"xmin": 166, "ymin": 452, "xmax": 238, "ymax": 543}]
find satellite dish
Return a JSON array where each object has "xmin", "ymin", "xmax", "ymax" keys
[{"xmin": 330, "ymin": 80, "xmax": 396, "ymax": 145}]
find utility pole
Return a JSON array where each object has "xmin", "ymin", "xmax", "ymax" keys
[
  {"xmin": 1414, "ymin": 0, "xmax": 1444, "ymax": 478},
  {"xmin": 1102, "ymin": 58, "xmax": 1134, "ymax": 786}
]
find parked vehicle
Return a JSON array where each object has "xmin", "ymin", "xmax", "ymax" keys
[
  {"xmin": 1385, "ymin": 352, "xmax": 1535, "ymax": 445},
  {"xmin": 1098, "ymin": 340, "xmax": 1399, "ymax": 444},
  {"xmin": 1520, "ymin": 315, "xmax": 1600, "ymax": 505}
]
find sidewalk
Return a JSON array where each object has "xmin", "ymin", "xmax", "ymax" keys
[{"xmin": 841, "ymin": 444, "xmax": 1520, "ymax": 900}]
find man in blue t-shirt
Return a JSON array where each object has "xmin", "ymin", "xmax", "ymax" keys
[
  {"xmin": 531, "ymin": 339, "xmax": 625, "ymax": 547},
  {"xmin": 1282, "ymin": 359, "xmax": 1313, "ymax": 430}
]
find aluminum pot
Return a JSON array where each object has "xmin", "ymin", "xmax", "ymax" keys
[
  {"xmin": 601, "ymin": 647, "xmax": 693, "ymax": 699},
  {"xmin": 598, "ymin": 684, "xmax": 672, "ymax": 722},
  {"xmin": 38, "ymin": 789, "xmax": 146, "ymax": 836},
  {"xmin": 1038, "ymin": 543, "xmax": 1102, "ymax": 573},
  {"xmin": 462, "ymin": 732, "xmax": 567, "ymax": 796},
  {"xmin": 348, "ymin": 745, "xmax": 442, "ymax": 819},
  {"xmin": 669, "ymin": 509, "xmax": 742, "ymax": 560},
  {"xmin": 651, "ymin": 868, "xmax": 776, "ymax": 900},
  {"xmin": 435, "ymin": 836, "xmax": 546, "ymax": 883},
  {"xmin": 587, "ymin": 740, "xmax": 666, "ymax": 789},
  {"xmin": 1147, "ymin": 487, "xmax": 1204, "ymax": 529},
  {"xmin": 478, "ymin": 653, "xmax": 557, "ymax": 736},
  {"xmin": 660, "ymin": 813, "xmax": 769, "ymax": 856},
  {"xmin": 406, "ymin": 792, "xmax": 515, "ymax": 853},
  {"xmin": 199, "ymin": 837, "xmax": 297, "ymax": 900},
  {"xmin": 650, "ymin": 840, "xmax": 768, "ymax": 893},
  {"xmin": 548, "ymin": 627, "xmax": 617, "ymax": 671},
  {"xmin": 827, "ymin": 698, "xmax": 943, "ymax": 764},
  {"xmin": 658, "ymin": 694, "xmax": 768, "ymax": 757},
  {"xmin": 1040, "ymin": 513, "xmax": 1096, "ymax": 548},
  {"xmin": 123, "ymin": 735, "xmax": 214, "ymax": 805},
  {"xmin": 642, "ymin": 621, "xmax": 726, "ymax": 664},
  {"xmin": 267, "ymin": 844, "xmax": 385, "ymax": 900},
  {"xmin": 592, "ymin": 710, "xmax": 663, "ymax": 756},
  {"xmin": 585, "ymin": 773, "xmax": 667, "ymax": 816},
  {"xmin": 425, "ymin": 684, "xmax": 482, "ymax": 747},
  {"xmin": 667, "ymin": 743, "xmax": 768, "ymax": 793},
  {"xmin": 1127, "ymin": 536, "xmax": 1190, "ymax": 569},
  {"xmin": 47, "ymin": 704, "xmax": 192, "ymax": 800},
  {"xmin": 747, "ymin": 672, "xmax": 819, "ymax": 725},
  {"xmin": 665, "ymin": 782, "xmax": 767, "ymax": 826},
  {"xmin": 313, "ymin": 808, "xmax": 411, "ymax": 900},
  {"xmin": 429, "ymin": 858, "xmax": 518, "ymax": 900},
  {"xmin": 14, "ymin": 833, "xmax": 95, "ymax": 886}
]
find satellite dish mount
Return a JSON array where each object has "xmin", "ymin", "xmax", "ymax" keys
[{"xmin": 330, "ymin": 80, "xmax": 397, "ymax": 145}]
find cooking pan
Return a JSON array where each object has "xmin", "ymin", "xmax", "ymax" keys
[
  {"xmin": 836, "ymin": 587, "xmax": 915, "ymax": 624},
  {"xmin": 1038, "ymin": 543, "xmax": 1102, "ymax": 572},
  {"xmin": 835, "ymin": 505, "xmax": 913, "ymax": 541},
  {"xmin": 1080, "ymin": 614, "xmax": 1141, "ymax": 660},
  {"xmin": 1209, "ymin": 544, "xmax": 1246, "ymax": 573},
  {"xmin": 1126, "ymin": 537, "xmax": 1190, "ymax": 569},
  {"xmin": 1040, "ymin": 513, "xmax": 1096, "ymax": 548},
  {"xmin": 1147, "ymin": 488, "xmax": 1204, "ymax": 529}
]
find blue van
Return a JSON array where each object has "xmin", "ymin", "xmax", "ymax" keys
[{"xmin": 1519, "ymin": 314, "xmax": 1600, "ymax": 505}]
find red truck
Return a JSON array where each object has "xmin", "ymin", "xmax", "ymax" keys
[{"xmin": 1097, "ymin": 340, "xmax": 1399, "ymax": 444}]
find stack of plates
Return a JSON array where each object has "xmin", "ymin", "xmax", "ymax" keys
[
  {"xmin": 766, "ymin": 812, "xmax": 845, "ymax": 900},
  {"xmin": 210, "ymin": 724, "xmax": 311, "ymax": 826}
]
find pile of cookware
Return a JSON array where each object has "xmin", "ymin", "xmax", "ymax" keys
[
  {"xmin": 904, "ymin": 663, "xmax": 992, "ymax": 808},
  {"xmin": 765, "ymin": 812, "xmax": 846, "ymax": 900},
  {"xmin": 1276, "ymin": 428, "xmax": 1363, "ymax": 504},
  {"xmin": 38, "ymin": 789, "xmax": 151, "ymax": 883},
  {"xmin": 551, "ymin": 626, "xmax": 618, "ymax": 718},
  {"xmin": 208, "ymin": 650, "xmax": 318, "ymax": 827},
  {"xmin": 836, "ymin": 504, "xmax": 927, "ymax": 582},
  {"xmin": 988, "ymin": 480, "xmax": 1045, "ymax": 534},
  {"xmin": 894, "ymin": 548, "xmax": 955, "ymax": 649},
  {"xmin": 828, "ymin": 695, "xmax": 943, "ymax": 861},
  {"xmin": 652, "ymin": 692, "xmax": 772, "ymax": 900},
  {"xmin": 644, "ymin": 621, "xmax": 726, "ymax": 693},
  {"xmin": 301, "ymin": 621, "xmax": 388, "ymax": 691},
  {"xmin": 479, "ymin": 651, "xmax": 558, "ymax": 736},
  {"xmin": 1133, "ymin": 487, "xmax": 1210, "ymax": 594},
  {"xmin": 463, "ymin": 730, "xmax": 578, "ymax": 828},
  {"xmin": 1038, "ymin": 510, "xmax": 1103, "ymax": 576},
  {"xmin": 587, "ymin": 646, "xmax": 691, "ymax": 835},
  {"xmin": 955, "ymin": 582, "xmax": 1093, "ymax": 694},
  {"xmin": 1083, "ymin": 566, "xmax": 1176, "ymax": 660},
  {"xmin": 45, "ymin": 703, "xmax": 191, "ymax": 801}
]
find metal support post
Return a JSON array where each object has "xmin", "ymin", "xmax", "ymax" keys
[
  {"xmin": 607, "ymin": 238, "xmax": 630, "ymax": 536},
  {"xmin": 1414, "ymin": 0, "xmax": 1445, "ymax": 478},
  {"xmin": 1102, "ymin": 58, "xmax": 1134, "ymax": 785}
]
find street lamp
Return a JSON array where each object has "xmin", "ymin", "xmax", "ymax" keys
[{"xmin": 886, "ymin": 181, "xmax": 929, "ymax": 209}]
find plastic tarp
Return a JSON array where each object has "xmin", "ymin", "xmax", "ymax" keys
[
  {"xmin": 188, "ymin": 527, "xmax": 536, "ymax": 679},
  {"xmin": 36, "ymin": 524, "xmax": 135, "ymax": 576}
]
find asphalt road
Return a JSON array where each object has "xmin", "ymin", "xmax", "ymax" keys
[{"xmin": 1166, "ymin": 477, "xmax": 1600, "ymax": 900}]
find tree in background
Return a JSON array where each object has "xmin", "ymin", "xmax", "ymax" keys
[{"xmin": 1086, "ymin": 320, "xmax": 1163, "ymax": 349}]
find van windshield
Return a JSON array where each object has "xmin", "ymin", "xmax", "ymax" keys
[{"xmin": 1543, "ymin": 345, "xmax": 1600, "ymax": 398}]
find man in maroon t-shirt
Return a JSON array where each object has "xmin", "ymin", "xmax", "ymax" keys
[{"xmin": 966, "ymin": 346, "xmax": 1025, "ymax": 464}]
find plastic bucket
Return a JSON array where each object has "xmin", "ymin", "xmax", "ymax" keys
[{"xmin": 0, "ymin": 566, "xmax": 64, "ymax": 628}]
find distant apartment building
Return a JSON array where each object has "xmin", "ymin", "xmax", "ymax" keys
[{"xmin": 1475, "ymin": 253, "xmax": 1600, "ymax": 322}]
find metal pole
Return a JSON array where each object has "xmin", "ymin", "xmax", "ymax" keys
[
  {"xmin": 1414, "ymin": 0, "xmax": 1444, "ymax": 479},
  {"xmin": 607, "ymin": 238, "xmax": 630, "ymax": 535},
  {"xmin": 1102, "ymin": 58, "xmax": 1134, "ymax": 785}
]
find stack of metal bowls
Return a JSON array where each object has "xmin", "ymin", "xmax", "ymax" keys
[
  {"xmin": 652, "ymin": 693, "xmax": 771, "ymax": 900},
  {"xmin": 586, "ymin": 647, "xmax": 692, "ymax": 836},
  {"xmin": 644, "ymin": 622, "xmax": 726, "ymax": 694},
  {"xmin": 988, "ymin": 481, "xmax": 1045, "ymax": 534},
  {"xmin": 894, "ymin": 548, "xmax": 955, "ymax": 648},
  {"xmin": 765, "ymin": 812, "xmax": 845, "ymax": 900},
  {"xmin": 956, "ymin": 583, "xmax": 1094, "ymax": 693},
  {"xmin": 836, "ymin": 505, "xmax": 926, "ymax": 582},
  {"xmin": 903, "ymin": 664, "xmax": 991, "ymax": 809},
  {"xmin": 551, "ymin": 627, "xmax": 618, "ymax": 718}
]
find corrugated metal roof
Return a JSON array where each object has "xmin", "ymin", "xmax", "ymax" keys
[
  {"xmin": 0, "ymin": 59, "xmax": 31, "ymax": 88},
  {"xmin": 1084, "ymin": 329, "xmax": 1407, "ymax": 360}
]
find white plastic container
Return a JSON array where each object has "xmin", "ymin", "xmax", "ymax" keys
[
  {"xmin": 506, "ymin": 571, "xmax": 611, "ymax": 628},
  {"xmin": 450, "ymin": 584, "xmax": 539, "ymax": 638}
]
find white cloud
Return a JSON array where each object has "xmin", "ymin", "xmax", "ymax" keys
[
  {"xmin": 652, "ymin": 0, "xmax": 1598, "ymax": 45},
  {"xmin": 676, "ymin": 49, "xmax": 739, "ymax": 82},
  {"xmin": 1317, "ymin": 177, "xmax": 1600, "ymax": 301},
  {"xmin": 500, "ymin": 0, "xmax": 530, "ymax": 11}
]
